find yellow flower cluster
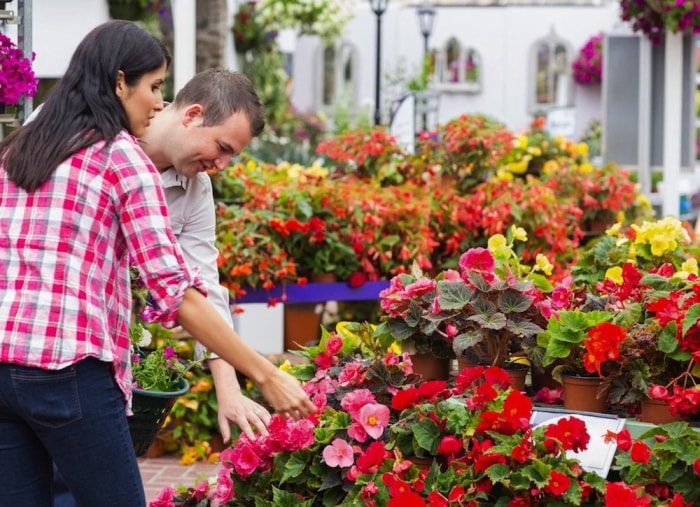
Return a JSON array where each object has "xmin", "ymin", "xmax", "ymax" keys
[{"xmin": 631, "ymin": 216, "xmax": 690, "ymax": 257}]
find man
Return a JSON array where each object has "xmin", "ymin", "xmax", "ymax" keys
[
  {"xmin": 54, "ymin": 69, "xmax": 274, "ymax": 505},
  {"xmin": 140, "ymin": 69, "xmax": 272, "ymax": 442}
]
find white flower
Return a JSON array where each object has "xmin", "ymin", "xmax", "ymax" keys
[{"xmin": 256, "ymin": 0, "xmax": 355, "ymax": 44}]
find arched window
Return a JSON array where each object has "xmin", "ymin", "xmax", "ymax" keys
[
  {"xmin": 433, "ymin": 37, "xmax": 481, "ymax": 93},
  {"xmin": 529, "ymin": 30, "xmax": 574, "ymax": 112},
  {"xmin": 317, "ymin": 41, "xmax": 358, "ymax": 112}
]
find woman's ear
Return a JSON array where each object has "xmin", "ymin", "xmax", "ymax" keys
[{"xmin": 115, "ymin": 70, "xmax": 126, "ymax": 98}]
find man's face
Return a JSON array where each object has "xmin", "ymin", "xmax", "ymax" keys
[{"xmin": 170, "ymin": 106, "xmax": 253, "ymax": 179}]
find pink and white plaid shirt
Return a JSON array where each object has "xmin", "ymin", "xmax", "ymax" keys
[{"xmin": 0, "ymin": 130, "xmax": 206, "ymax": 410}]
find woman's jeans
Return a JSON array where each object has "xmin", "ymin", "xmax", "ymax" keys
[{"xmin": 0, "ymin": 358, "xmax": 146, "ymax": 507}]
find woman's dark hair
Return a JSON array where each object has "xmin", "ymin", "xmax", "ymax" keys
[{"xmin": 0, "ymin": 20, "xmax": 171, "ymax": 191}]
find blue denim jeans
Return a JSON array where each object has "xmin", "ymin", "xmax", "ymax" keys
[{"xmin": 0, "ymin": 358, "xmax": 146, "ymax": 507}]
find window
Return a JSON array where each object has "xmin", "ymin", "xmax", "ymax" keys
[
  {"xmin": 317, "ymin": 41, "xmax": 358, "ymax": 112},
  {"xmin": 433, "ymin": 37, "xmax": 481, "ymax": 93},
  {"xmin": 529, "ymin": 31, "xmax": 574, "ymax": 113}
]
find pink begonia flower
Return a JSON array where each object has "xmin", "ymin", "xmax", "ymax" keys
[
  {"xmin": 359, "ymin": 403, "xmax": 390, "ymax": 439},
  {"xmin": 341, "ymin": 389, "xmax": 376, "ymax": 419},
  {"xmin": 459, "ymin": 247, "xmax": 495, "ymax": 273},
  {"xmin": 430, "ymin": 295, "xmax": 441, "ymax": 314},
  {"xmin": 445, "ymin": 323, "xmax": 458, "ymax": 338},
  {"xmin": 348, "ymin": 421, "xmax": 368, "ymax": 443},
  {"xmin": 338, "ymin": 362, "xmax": 363, "ymax": 386},
  {"xmin": 322, "ymin": 438, "xmax": 355, "ymax": 468},
  {"xmin": 442, "ymin": 269, "xmax": 462, "ymax": 282},
  {"xmin": 399, "ymin": 278, "xmax": 436, "ymax": 298},
  {"xmin": 326, "ymin": 335, "xmax": 343, "ymax": 355},
  {"xmin": 551, "ymin": 285, "xmax": 571, "ymax": 310},
  {"xmin": 148, "ymin": 486, "xmax": 175, "ymax": 507},
  {"xmin": 192, "ymin": 480, "xmax": 210, "ymax": 501},
  {"xmin": 210, "ymin": 471, "xmax": 234, "ymax": 506},
  {"xmin": 402, "ymin": 352, "xmax": 414, "ymax": 375},
  {"xmin": 230, "ymin": 441, "xmax": 261, "ymax": 476}
]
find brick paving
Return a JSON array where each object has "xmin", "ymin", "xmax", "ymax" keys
[{"xmin": 138, "ymin": 455, "xmax": 221, "ymax": 502}]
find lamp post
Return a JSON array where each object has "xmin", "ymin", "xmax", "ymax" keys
[
  {"xmin": 416, "ymin": 4, "xmax": 436, "ymax": 132},
  {"xmin": 416, "ymin": 4, "xmax": 436, "ymax": 60},
  {"xmin": 369, "ymin": 0, "xmax": 388, "ymax": 126}
]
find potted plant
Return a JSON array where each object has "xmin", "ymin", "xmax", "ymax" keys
[
  {"xmin": 378, "ymin": 228, "xmax": 552, "ymax": 383},
  {"xmin": 0, "ymin": 32, "xmax": 38, "ymax": 120},
  {"xmin": 572, "ymin": 33, "xmax": 603, "ymax": 87}
]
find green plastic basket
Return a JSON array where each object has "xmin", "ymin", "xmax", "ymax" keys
[{"xmin": 128, "ymin": 377, "xmax": 190, "ymax": 457}]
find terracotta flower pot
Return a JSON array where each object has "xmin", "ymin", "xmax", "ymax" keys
[
  {"xmin": 561, "ymin": 374, "xmax": 610, "ymax": 414},
  {"xmin": 639, "ymin": 397, "xmax": 688, "ymax": 425},
  {"xmin": 410, "ymin": 353, "xmax": 451, "ymax": 380}
]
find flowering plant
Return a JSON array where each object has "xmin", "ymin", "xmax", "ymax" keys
[
  {"xmin": 0, "ymin": 32, "xmax": 38, "ymax": 107},
  {"xmin": 572, "ymin": 33, "xmax": 603, "ymax": 86},
  {"xmin": 619, "ymin": 0, "xmax": 700, "ymax": 45},
  {"xmin": 129, "ymin": 323, "xmax": 202, "ymax": 392},
  {"xmin": 157, "ymin": 325, "xmax": 700, "ymax": 506},
  {"xmin": 255, "ymin": 0, "xmax": 354, "ymax": 44},
  {"xmin": 231, "ymin": 1, "xmax": 278, "ymax": 54},
  {"xmin": 379, "ymin": 228, "xmax": 552, "ymax": 365},
  {"xmin": 608, "ymin": 422, "xmax": 700, "ymax": 505}
]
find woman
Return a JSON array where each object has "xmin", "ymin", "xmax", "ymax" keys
[{"xmin": 0, "ymin": 21, "xmax": 314, "ymax": 507}]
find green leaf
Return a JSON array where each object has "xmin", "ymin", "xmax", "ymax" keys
[
  {"xmin": 485, "ymin": 463, "xmax": 510, "ymax": 482},
  {"xmin": 412, "ymin": 418, "xmax": 442, "ymax": 453},
  {"xmin": 279, "ymin": 452, "xmax": 310, "ymax": 483},
  {"xmin": 437, "ymin": 280, "xmax": 473, "ymax": 310},
  {"xmin": 507, "ymin": 318, "xmax": 544, "ymax": 338},
  {"xmin": 682, "ymin": 303, "xmax": 700, "ymax": 337},
  {"xmin": 452, "ymin": 331, "xmax": 484, "ymax": 357},
  {"xmin": 468, "ymin": 312, "xmax": 507, "ymax": 330},
  {"xmin": 498, "ymin": 290, "xmax": 534, "ymax": 313}
]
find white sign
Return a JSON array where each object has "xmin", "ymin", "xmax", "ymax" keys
[
  {"xmin": 545, "ymin": 107, "xmax": 577, "ymax": 139},
  {"xmin": 390, "ymin": 94, "xmax": 416, "ymax": 154},
  {"xmin": 532, "ymin": 410, "xmax": 625, "ymax": 478}
]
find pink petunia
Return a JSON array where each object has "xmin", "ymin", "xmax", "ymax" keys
[
  {"xmin": 359, "ymin": 403, "xmax": 390, "ymax": 439},
  {"xmin": 322, "ymin": 438, "xmax": 355, "ymax": 468}
]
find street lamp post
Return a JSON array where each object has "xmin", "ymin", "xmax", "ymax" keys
[
  {"xmin": 369, "ymin": 0, "xmax": 388, "ymax": 126},
  {"xmin": 416, "ymin": 4, "xmax": 436, "ymax": 132},
  {"xmin": 416, "ymin": 4, "xmax": 436, "ymax": 59}
]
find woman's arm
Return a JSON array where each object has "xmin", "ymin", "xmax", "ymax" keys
[{"xmin": 176, "ymin": 287, "xmax": 316, "ymax": 419}]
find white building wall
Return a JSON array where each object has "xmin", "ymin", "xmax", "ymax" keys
[
  {"xmin": 20, "ymin": 1, "xmax": 619, "ymax": 135},
  {"xmin": 291, "ymin": 2, "xmax": 621, "ymax": 133}
]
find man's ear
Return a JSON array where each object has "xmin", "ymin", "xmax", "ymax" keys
[
  {"xmin": 115, "ymin": 70, "xmax": 126, "ymax": 98},
  {"xmin": 182, "ymin": 104, "xmax": 203, "ymax": 126}
]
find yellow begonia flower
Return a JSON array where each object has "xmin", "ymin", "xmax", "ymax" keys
[
  {"xmin": 246, "ymin": 159, "xmax": 257, "ymax": 171},
  {"xmin": 389, "ymin": 342, "xmax": 402, "ymax": 354},
  {"xmin": 605, "ymin": 222, "xmax": 622, "ymax": 237},
  {"xmin": 488, "ymin": 234, "xmax": 507, "ymax": 250},
  {"xmin": 682, "ymin": 258, "xmax": 698, "ymax": 274},
  {"xmin": 527, "ymin": 147, "xmax": 542, "ymax": 157},
  {"xmin": 535, "ymin": 254, "xmax": 553, "ymax": 276},
  {"xmin": 496, "ymin": 168, "xmax": 514, "ymax": 181},
  {"xmin": 542, "ymin": 160, "xmax": 559, "ymax": 174},
  {"xmin": 674, "ymin": 258, "xmax": 699, "ymax": 279},
  {"xmin": 605, "ymin": 266, "xmax": 623, "ymax": 284},
  {"xmin": 511, "ymin": 225, "xmax": 528, "ymax": 242},
  {"xmin": 279, "ymin": 359, "xmax": 292, "ymax": 372},
  {"xmin": 577, "ymin": 162, "xmax": 593, "ymax": 173},
  {"xmin": 515, "ymin": 136, "xmax": 527, "ymax": 148},
  {"xmin": 508, "ymin": 161, "xmax": 529, "ymax": 175},
  {"xmin": 575, "ymin": 143, "xmax": 589, "ymax": 156}
]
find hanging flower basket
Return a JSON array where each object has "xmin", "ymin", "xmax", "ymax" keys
[{"xmin": 128, "ymin": 376, "xmax": 190, "ymax": 457}]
